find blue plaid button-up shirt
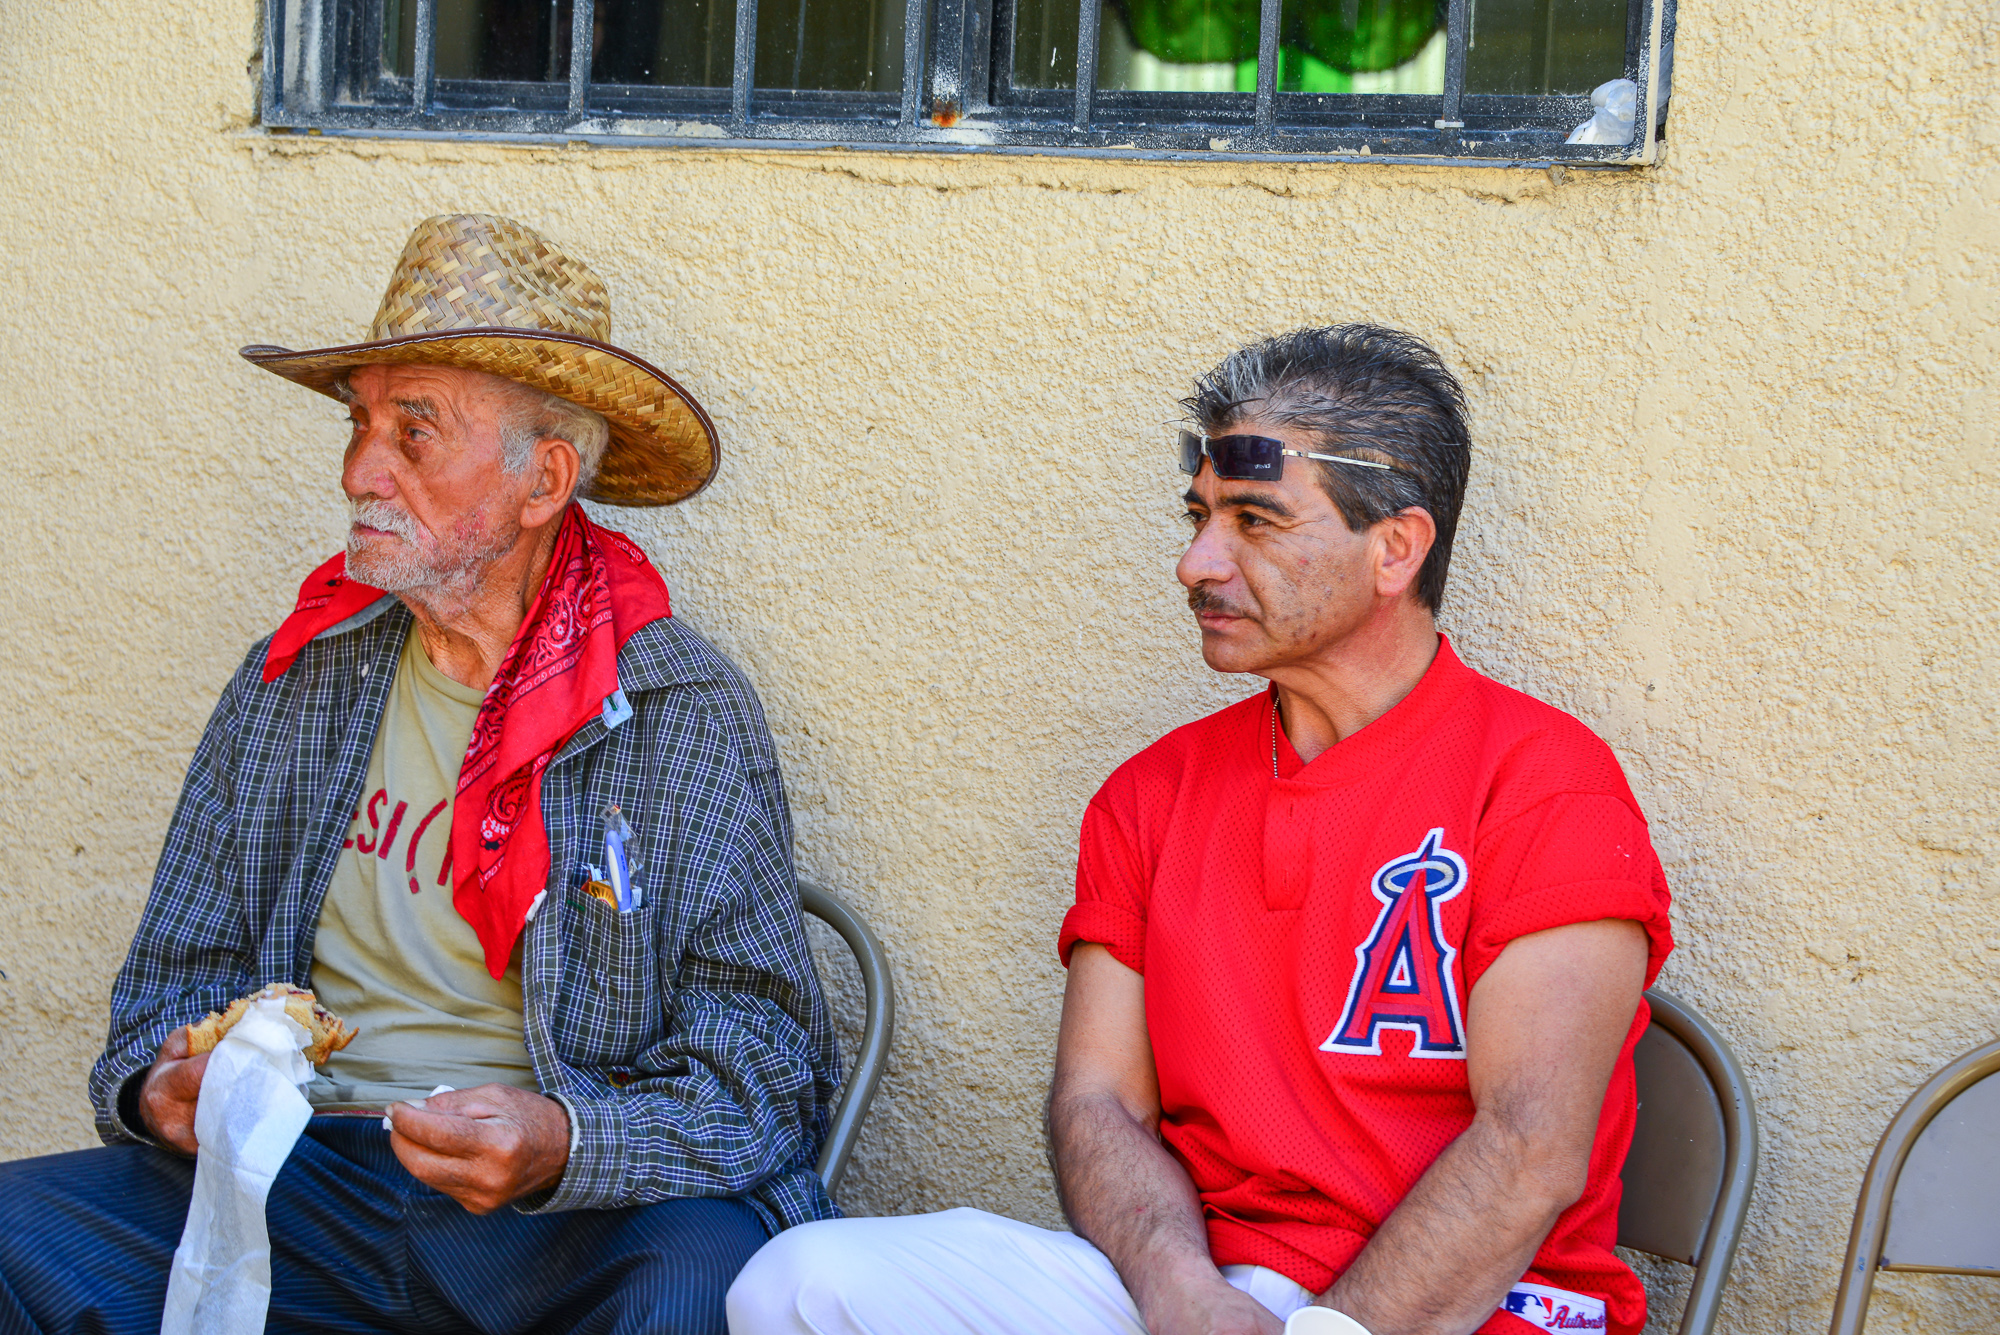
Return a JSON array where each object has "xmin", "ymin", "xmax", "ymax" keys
[{"xmin": 89, "ymin": 596, "xmax": 840, "ymax": 1230}]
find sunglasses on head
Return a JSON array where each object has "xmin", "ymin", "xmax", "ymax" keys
[{"xmin": 1177, "ymin": 429, "xmax": 1395, "ymax": 482}]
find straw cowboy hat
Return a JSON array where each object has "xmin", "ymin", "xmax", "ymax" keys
[{"xmin": 242, "ymin": 213, "xmax": 718, "ymax": 506}]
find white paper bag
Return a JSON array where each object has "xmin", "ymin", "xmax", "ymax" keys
[{"xmin": 160, "ymin": 996, "xmax": 315, "ymax": 1335}]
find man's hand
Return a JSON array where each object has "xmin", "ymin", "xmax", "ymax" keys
[
  {"xmin": 138, "ymin": 1027, "xmax": 210, "ymax": 1155},
  {"xmin": 387, "ymin": 1084, "xmax": 570, "ymax": 1214},
  {"xmin": 1142, "ymin": 1268, "xmax": 1285, "ymax": 1335}
]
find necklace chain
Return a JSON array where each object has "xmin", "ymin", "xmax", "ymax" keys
[{"xmin": 1270, "ymin": 692, "xmax": 1281, "ymax": 779}]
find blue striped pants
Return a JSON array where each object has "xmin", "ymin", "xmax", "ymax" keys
[{"xmin": 0, "ymin": 1115, "xmax": 771, "ymax": 1335}]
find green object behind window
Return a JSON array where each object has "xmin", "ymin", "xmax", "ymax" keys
[
  {"xmin": 1232, "ymin": 47, "xmax": 1350, "ymax": 91},
  {"xmin": 1115, "ymin": 0, "xmax": 1439, "ymax": 73}
]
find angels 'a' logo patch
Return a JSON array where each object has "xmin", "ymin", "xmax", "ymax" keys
[{"xmin": 1320, "ymin": 828, "xmax": 1468, "ymax": 1059}]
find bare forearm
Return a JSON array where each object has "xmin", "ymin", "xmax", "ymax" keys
[
  {"xmin": 1323, "ymin": 1117, "xmax": 1578, "ymax": 1335},
  {"xmin": 1048, "ymin": 945, "xmax": 1282, "ymax": 1335},
  {"xmin": 1050, "ymin": 1092, "xmax": 1219, "ymax": 1311}
]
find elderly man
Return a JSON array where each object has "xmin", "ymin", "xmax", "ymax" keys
[
  {"xmin": 0, "ymin": 215, "xmax": 837, "ymax": 1335},
  {"xmin": 730, "ymin": 326, "xmax": 1674, "ymax": 1335}
]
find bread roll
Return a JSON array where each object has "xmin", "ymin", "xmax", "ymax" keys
[{"xmin": 184, "ymin": 983, "xmax": 357, "ymax": 1065}]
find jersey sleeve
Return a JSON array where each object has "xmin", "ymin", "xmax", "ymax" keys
[
  {"xmin": 1461, "ymin": 791, "xmax": 1674, "ymax": 990},
  {"xmin": 1059, "ymin": 790, "xmax": 1153, "ymax": 973}
]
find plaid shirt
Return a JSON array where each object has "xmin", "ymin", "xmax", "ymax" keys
[{"xmin": 90, "ymin": 597, "xmax": 840, "ymax": 1230}]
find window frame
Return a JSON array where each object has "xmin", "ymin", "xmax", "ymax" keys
[{"xmin": 261, "ymin": 0, "xmax": 1672, "ymax": 164}]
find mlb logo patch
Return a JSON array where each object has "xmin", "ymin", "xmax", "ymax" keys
[{"xmin": 1502, "ymin": 1281, "xmax": 1608, "ymax": 1330}]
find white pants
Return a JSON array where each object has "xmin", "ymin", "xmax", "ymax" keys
[{"xmin": 725, "ymin": 1207, "xmax": 1315, "ymax": 1334}]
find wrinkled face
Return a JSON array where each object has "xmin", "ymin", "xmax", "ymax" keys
[
  {"xmin": 339, "ymin": 364, "xmax": 530, "ymax": 596},
  {"xmin": 1176, "ymin": 419, "xmax": 1380, "ymax": 676}
]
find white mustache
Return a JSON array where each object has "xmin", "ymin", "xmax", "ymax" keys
[{"xmin": 349, "ymin": 500, "xmax": 422, "ymax": 543}]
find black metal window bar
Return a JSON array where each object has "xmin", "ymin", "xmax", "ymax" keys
[{"xmin": 263, "ymin": 0, "xmax": 1670, "ymax": 163}]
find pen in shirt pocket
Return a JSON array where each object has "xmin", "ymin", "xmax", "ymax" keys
[
  {"xmin": 602, "ymin": 803, "xmax": 641, "ymax": 913},
  {"xmin": 579, "ymin": 805, "xmax": 643, "ymax": 913}
]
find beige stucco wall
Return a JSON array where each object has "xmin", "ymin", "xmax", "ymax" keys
[{"xmin": 1, "ymin": 0, "xmax": 1996, "ymax": 1328}]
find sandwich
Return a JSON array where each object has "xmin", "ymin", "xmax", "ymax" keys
[{"xmin": 185, "ymin": 983, "xmax": 357, "ymax": 1065}]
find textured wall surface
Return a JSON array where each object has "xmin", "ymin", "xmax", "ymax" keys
[{"xmin": 1, "ymin": 0, "xmax": 1996, "ymax": 1329}]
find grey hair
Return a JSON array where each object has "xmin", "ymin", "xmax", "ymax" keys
[
  {"xmin": 1184, "ymin": 325, "xmax": 1472, "ymax": 611},
  {"xmin": 496, "ymin": 382, "xmax": 610, "ymax": 498}
]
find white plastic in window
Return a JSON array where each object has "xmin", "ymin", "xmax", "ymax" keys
[{"xmin": 1567, "ymin": 78, "xmax": 1638, "ymax": 144}]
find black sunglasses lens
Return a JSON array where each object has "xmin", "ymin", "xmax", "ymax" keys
[
  {"xmin": 1209, "ymin": 435, "xmax": 1284, "ymax": 481},
  {"xmin": 1177, "ymin": 430, "xmax": 1204, "ymax": 475}
]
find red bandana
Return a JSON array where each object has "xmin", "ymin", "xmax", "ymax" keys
[{"xmin": 265, "ymin": 507, "xmax": 672, "ymax": 976}]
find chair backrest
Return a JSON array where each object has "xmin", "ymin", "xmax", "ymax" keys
[
  {"xmin": 1618, "ymin": 989, "xmax": 1760, "ymax": 1335},
  {"xmin": 799, "ymin": 880, "xmax": 897, "ymax": 1193},
  {"xmin": 1827, "ymin": 1037, "xmax": 2000, "ymax": 1335}
]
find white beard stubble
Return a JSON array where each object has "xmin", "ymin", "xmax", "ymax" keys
[{"xmin": 346, "ymin": 499, "xmax": 518, "ymax": 614}]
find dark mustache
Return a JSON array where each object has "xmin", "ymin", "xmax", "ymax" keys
[{"xmin": 1187, "ymin": 585, "xmax": 1253, "ymax": 619}]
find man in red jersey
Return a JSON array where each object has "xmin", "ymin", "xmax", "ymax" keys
[{"xmin": 729, "ymin": 326, "xmax": 1674, "ymax": 1335}]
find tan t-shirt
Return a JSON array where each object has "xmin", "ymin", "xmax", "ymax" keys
[{"xmin": 306, "ymin": 632, "xmax": 537, "ymax": 1110}]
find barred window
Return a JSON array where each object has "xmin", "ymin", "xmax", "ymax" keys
[{"xmin": 261, "ymin": 0, "xmax": 1671, "ymax": 162}]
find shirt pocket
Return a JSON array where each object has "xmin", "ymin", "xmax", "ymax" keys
[{"xmin": 554, "ymin": 892, "xmax": 666, "ymax": 1067}]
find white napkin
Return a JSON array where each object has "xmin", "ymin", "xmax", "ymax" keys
[
  {"xmin": 382, "ymin": 1084, "xmax": 456, "ymax": 1131},
  {"xmin": 161, "ymin": 996, "xmax": 315, "ymax": 1335}
]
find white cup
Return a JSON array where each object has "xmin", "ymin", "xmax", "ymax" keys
[{"xmin": 1283, "ymin": 1307, "xmax": 1373, "ymax": 1335}]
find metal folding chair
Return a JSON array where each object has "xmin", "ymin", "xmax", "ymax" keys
[
  {"xmin": 1617, "ymin": 989, "xmax": 1760, "ymax": 1335},
  {"xmin": 799, "ymin": 880, "xmax": 897, "ymax": 1192},
  {"xmin": 1826, "ymin": 1036, "xmax": 2000, "ymax": 1334}
]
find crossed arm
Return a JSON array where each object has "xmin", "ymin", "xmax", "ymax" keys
[{"xmin": 1047, "ymin": 920, "xmax": 1649, "ymax": 1335}]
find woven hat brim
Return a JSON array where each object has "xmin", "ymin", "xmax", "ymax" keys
[{"xmin": 241, "ymin": 329, "xmax": 720, "ymax": 507}]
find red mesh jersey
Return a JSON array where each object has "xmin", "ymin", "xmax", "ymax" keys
[{"xmin": 1060, "ymin": 637, "xmax": 1674, "ymax": 1335}]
